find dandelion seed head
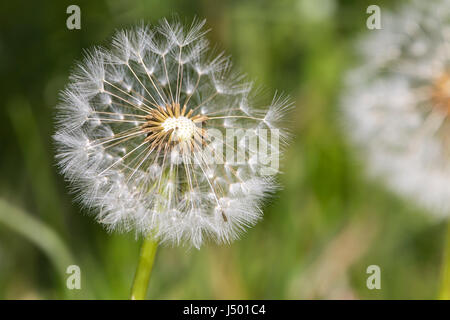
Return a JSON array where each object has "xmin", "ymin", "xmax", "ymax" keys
[
  {"xmin": 343, "ymin": 0, "xmax": 450, "ymax": 216},
  {"xmin": 54, "ymin": 18, "xmax": 291, "ymax": 248}
]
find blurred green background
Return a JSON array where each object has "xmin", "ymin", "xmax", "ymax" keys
[{"xmin": 0, "ymin": 0, "xmax": 445, "ymax": 299}]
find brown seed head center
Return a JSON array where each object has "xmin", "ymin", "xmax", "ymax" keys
[
  {"xmin": 431, "ymin": 72, "xmax": 450, "ymax": 116},
  {"xmin": 141, "ymin": 102, "xmax": 208, "ymax": 151}
]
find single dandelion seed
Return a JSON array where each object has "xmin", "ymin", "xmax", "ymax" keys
[{"xmin": 54, "ymin": 18, "xmax": 292, "ymax": 253}]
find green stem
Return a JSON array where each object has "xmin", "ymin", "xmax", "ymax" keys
[
  {"xmin": 130, "ymin": 237, "xmax": 159, "ymax": 300},
  {"xmin": 439, "ymin": 221, "xmax": 450, "ymax": 300}
]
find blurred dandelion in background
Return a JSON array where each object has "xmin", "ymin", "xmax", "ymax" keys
[
  {"xmin": 53, "ymin": 17, "xmax": 291, "ymax": 298},
  {"xmin": 342, "ymin": 0, "xmax": 450, "ymax": 216},
  {"xmin": 342, "ymin": 0, "xmax": 450, "ymax": 299}
]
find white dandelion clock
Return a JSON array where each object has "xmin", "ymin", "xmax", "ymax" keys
[
  {"xmin": 342, "ymin": 0, "xmax": 450, "ymax": 216},
  {"xmin": 54, "ymin": 19, "xmax": 291, "ymax": 249}
]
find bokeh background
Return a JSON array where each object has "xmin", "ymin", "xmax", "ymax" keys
[{"xmin": 0, "ymin": 0, "xmax": 445, "ymax": 299}]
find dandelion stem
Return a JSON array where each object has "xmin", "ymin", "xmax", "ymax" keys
[
  {"xmin": 130, "ymin": 237, "xmax": 159, "ymax": 300},
  {"xmin": 439, "ymin": 222, "xmax": 450, "ymax": 299}
]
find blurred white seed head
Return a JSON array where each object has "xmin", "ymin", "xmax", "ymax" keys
[
  {"xmin": 54, "ymin": 18, "xmax": 292, "ymax": 248},
  {"xmin": 342, "ymin": 0, "xmax": 450, "ymax": 216}
]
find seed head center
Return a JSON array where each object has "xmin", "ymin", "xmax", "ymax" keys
[
  {"xmin": 162, "ymin": 116, "xmax": 196, "ymax": 141},
  {"xmin": 432, "ymin": 72, "xmax": 450, "ymax": 116}
]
